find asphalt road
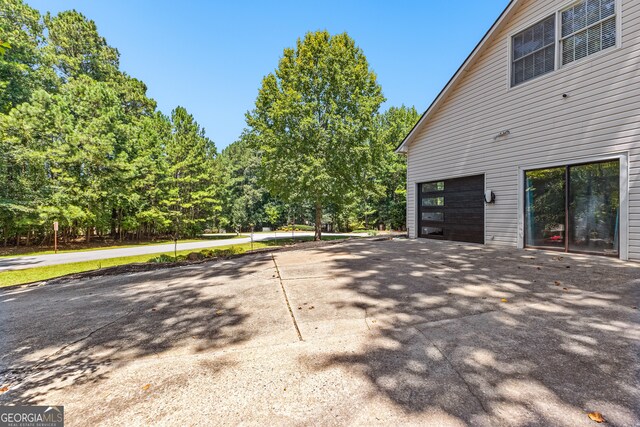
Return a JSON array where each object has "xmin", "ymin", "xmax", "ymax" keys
[
  {"xmin": 0, "ymin": 232, "xmax": 350, "ymax": 271},
  {"xmin": 1, "ymin": 238, "xmax": 638, "ymax": 425}
]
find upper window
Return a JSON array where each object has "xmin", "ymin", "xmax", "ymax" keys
[
  {"xmin": 510, "ymin": 0, "xmax": 619, "ymax": 87},
  {"xmin": 561, "ymin": 0, "xmax": 617, "ymax": 65},
  {"xmin": 511, "ymin": 15, "xmax": 556, "ymax": 86}
]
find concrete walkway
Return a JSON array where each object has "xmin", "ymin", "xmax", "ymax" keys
[
  {"xmin": 0, "ymin": 232, "xmax": 357, "ymax": 272},
  {"xmin": 1, "ymin": 239, "xmax": 638, "ymax": 426}
]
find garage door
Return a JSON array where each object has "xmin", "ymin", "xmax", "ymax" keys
[{"xmin": 418, "ymin": 174, "xmax": 485, "ymax": 244}]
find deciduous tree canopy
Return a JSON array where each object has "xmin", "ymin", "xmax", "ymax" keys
[{"xmin": 247, "ymin": 31, "xmax": 385, "ymax": 240}]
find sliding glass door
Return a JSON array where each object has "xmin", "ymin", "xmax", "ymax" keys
[
  {"xmin": 525, "ymin": 159, "xmax": 619, "ymax": 256},
  {"xmin": 525, "ymin": 167, "xmax": 566, "ymax": 249},
  {"xmin": 568, "ymin": 161, "xmax": 619, "ymax": 255}
]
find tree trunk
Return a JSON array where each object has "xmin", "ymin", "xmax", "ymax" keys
[
  {"xmin": 110, "ymin": 208, "xmax": 117, "ymax": 237},
  {"xmin": 314, "ymin": 203, "xmax": 322, "ymax": 241},
  {"xmin": 118, "ymin": 209, "xmax": 124, "ymax": 242}
]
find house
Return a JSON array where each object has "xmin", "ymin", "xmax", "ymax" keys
[{"xmin": 396, "ymin": 0, "xmax": 639, "ymax": 260}]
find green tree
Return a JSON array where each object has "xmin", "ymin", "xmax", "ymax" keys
[
  {"xmin": 123, "ymin": 112, "xmax": 172, "ymax": 240},
  {"xmin": 370, "ymin": 105, "xmax": 419, "ymax": 230},
  {"xmin": 0, "ymin": 89, "xmax": 52, "ymax": 244},
  {"xmin": 0, "ymin": 40, "xmax": 10, "ymax": 57},
  {"xmin": 264, "ymin": 203, "xmax": 281, "ymax": 228},
  {"xmin": 217, "ymin": 133, "xmax": 271, "ymax": 233},
  {"xmin": 0, "ymin": 1, "xmax": 222, "ymax": 248},
  {"xmin": 0, "ymin": 0, "xmax": 52, "ymax": 113},
  {"xmin": 2, "ymin": 76, "xmax": 130, "ymax": 243},
  {"xmin": 247, "ymin": 31, "xmax": 384, "ymax": 240},
  {"xmin": 164, "ymin": 106, "xmax": 218, "ymax": 239},
  {"xmin": 43, "ymin": 10, "xmax": 119, "ymax": 81}
]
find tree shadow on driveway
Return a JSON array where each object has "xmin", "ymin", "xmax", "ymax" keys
[
  {"xmin": 0, "ymin": 255, "xmax": 280, "ymax": 405},
  {"xmin": 305, "ymin": 239, "xmax": 640, "ymax": 426}
]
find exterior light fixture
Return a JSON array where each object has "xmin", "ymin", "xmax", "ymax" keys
[
  {"xmin": 494, "ymin": 130, "xmax": 510, "ymax": 140},
  {"xmin": 484, "ymin": 190, "xmax": 496, "ymax": 204}
]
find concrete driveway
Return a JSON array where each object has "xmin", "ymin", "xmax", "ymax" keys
[{"xmin": 1, "ymin": 239, "xmax": 638, "ymax": 426}]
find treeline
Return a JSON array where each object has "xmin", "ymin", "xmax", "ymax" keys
[
  {"xmin": 1, "ymin": 1, "xmax": 218, "ymax": 245},
  {"xmin": 218, "ymin": 104, "xmax": 418, "ymax": 235},
  {"xmin": 0, "ymin": 0, "xmax": 418, "ymax": 246}
]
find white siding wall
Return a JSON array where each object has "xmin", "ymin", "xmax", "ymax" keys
[{"xmin": 406, "ymin": 0, "xmax": 640, "ymax": 260}]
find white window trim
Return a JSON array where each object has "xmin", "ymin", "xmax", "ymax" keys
[
  {"xmin": 507, "ymin": 14, "xmax": 558, "ymax": 89},
  {"xmin": 516, "ymin": 152, "xmax": 629, "ymax": 260},
  {"xmin": 506, "ymin": 0, "xmax": 622, "ymax": 91},
  {"xmin": 511, "ymin": 15, "xmax": 556, "ymax": 87},
  {"xmin": 559, "ymin": 0, "xmax": 620, "ymax": 67}
]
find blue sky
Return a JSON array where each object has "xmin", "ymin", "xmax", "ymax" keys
[{"xmin": 28, "ymin": 0, "xmax": 511, "ymax": 150}]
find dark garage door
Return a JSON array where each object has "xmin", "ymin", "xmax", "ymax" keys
[{"xmin": 418, "ymin": 174, "xmax": 485, "ymax": 244}]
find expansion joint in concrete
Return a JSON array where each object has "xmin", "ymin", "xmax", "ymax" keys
[
  {"xmin": 415, "ymin": 327, "xmax": 491, "ymax": 415},
  {"xmin": 271, "ymin": 254, "xmax": 303, "ymax": 342}
]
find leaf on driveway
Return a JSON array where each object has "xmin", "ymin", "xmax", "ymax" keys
[
  {"xmin": 501, "ymin": 298, "xmax": 508, "ymax": 303},
  {"xmin": 587, "ymin": 412, "xmax": 605, "ymax": 423},
  {"xmin": 142, "ymin": 384, "xmax": 151, "ymax": 391},
  {"xmin": 0, "ymin": 386, "xmax": 8, "ymax": 393}
]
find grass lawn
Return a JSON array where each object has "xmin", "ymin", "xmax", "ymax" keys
[
  {"xmin": 0, "ymin": 234, "xmax": 243, "ymax": 258},
  {"xmin": 0, "ymin": 236, "xmax": 349, "ymax": 288}
]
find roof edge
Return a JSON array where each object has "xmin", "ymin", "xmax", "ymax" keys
[{"xmin": 395, "ymin": 0, "xmax": 520, "ymax": 154}]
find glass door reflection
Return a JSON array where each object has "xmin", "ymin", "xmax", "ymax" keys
[
  {"xmin": 524, "ymin": 160, "xmax": 620, "ymax": 257},
  {"xmin": 569, "ymin": 160, "xmax": 619, "ymax": 255},
  {"xmin": 525, "ymin": 167, "xmax": 566, "ymax": 249}
]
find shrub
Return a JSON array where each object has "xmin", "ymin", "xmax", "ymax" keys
[
  {"xmin": 350, "ymin": 229, "xmax": 378, "ymax": 236},
  {"xmin": 277, "ymin": 224, "xmax": 315, "ymax": 232},
  {"xmin": 200, "ymin": 249, "xmax": 215, "ymax": 258},
  {"xmin": 149, "ymin": 254, "xmax": 179, "ymax": 263},
  {"xmin": 199, "ymin": 247, "xmax": 243, "ymax": 259},
  {"xmin": 147, "ymin": 246, "xmax": 245, "ymax": 264},
  {"xmin": 187, "ymin": 252, "xmax": 204, "ymax": 261}
]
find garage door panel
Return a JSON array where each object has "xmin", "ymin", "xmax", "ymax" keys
[
  {"xmin": 420, "ymin": 213, "xmax": 483, "ymax": 225},
  {"xmin": 442, "ymin": 214, "xmax": 484, "ymax": 225},
  {"xmin": 418, "ymin": 174, "xmax": 485, "ymax": 244},
  {"xmin": 444, "ymin": 178, "xmax": 484, "ymax": 192},
  {"xmin": 442, "ymin": 199, "xmax": 484, "ymax": 209},
  {"xmin": 447, "ymin": 230, "xmax": 484, "ymax": 244},
  {"xmin": 444, "ymin": 223, "xmax": 484, "ymax": 232}
]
